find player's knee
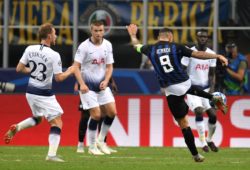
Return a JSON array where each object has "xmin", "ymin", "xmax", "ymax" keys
[{"xmin": 194, "ymin": 107, "xmax": 204, "ymax": 121}]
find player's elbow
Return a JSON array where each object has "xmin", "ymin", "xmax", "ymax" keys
[{"xmin": 54, "ymin": 74, "xmax": 65, "ymax": 82}]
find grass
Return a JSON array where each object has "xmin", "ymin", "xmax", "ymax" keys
[{"xmin": 0, "ymin": 146, "xmax": 249, "ymax": 170}]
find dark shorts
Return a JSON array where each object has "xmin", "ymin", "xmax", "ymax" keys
[{"xmin": 166, "ymin": 95, "xmax": 189, "ymax": 120}]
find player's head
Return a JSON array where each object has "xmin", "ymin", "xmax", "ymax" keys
[
  {"xmin": 225, "ymin": 42, "xmax": 237, "ymax": 59},
  {"xmin": 39, "ymin": 23, "xmax": 57, "ymax": 45},
  {"xmin": 90, "ymin": 20, "xmax": 105, "ymax": 42},
  {"xmin": 158, "ymin": 28, "xmax": 173, "ymax": 42},
  {"xmin": 196, "ymin": 29, "xmax": 208, "ymax": 46}
]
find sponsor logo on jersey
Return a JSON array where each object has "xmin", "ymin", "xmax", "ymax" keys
[
  {"xmin": 195, "ymin": 64, "xmax": 209, "ymax": 70},
  {"xmin": 92, "ymin": 58, "xmax": 105, "ymax": 64}
]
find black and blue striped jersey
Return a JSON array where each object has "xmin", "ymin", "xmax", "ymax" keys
[{"xmin": 140, "ymin": 41, "xmax": 193, "ymax": 87}]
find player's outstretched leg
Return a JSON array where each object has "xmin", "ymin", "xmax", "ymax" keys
[
  {"xmin": 4, "ymin": 124, "xmax": 18, "ymax": 144},
  {"xmin": 211, "ymin": 96, "xmax": 228, "ymax": 114}
]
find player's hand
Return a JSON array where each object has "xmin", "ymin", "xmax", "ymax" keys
[
  {"xmin": 126, "ymin": 24, "xmax": 138, "ymax": 36},
  {"xmin": 100, "ymin": 80, "xmax": 108, "ymax": 90},
  {"xmin": 217, "ymin": 55, "xmax": 228, "ymax": 66},
  {"xmin": 79, "ymin": 84, "xmax": 89, "ymax": 94}
]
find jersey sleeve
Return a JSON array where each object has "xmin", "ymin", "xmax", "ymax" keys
[
  {"xmin": 106, "ymin": 41, "xmax": 114, "ymax": 64},
  {"xmin": 19, "ymin": 47, "xmax": 29, "ymax": 65},
  {"xmin": 52, "ymin": 52, "xmax": 63, "ymax": 74},
  {"xmin": 181, "ymin": 56, "xmax": 190, "ymax": 66},
  {"xmin": 210, "ymin": 59, "xmax": 217, "ymax": 67},
  {"xmin": 74, "ymin": 43, "xmax": 86, "ymax": 64},
  {"xmin": 179, "ymin": 44, "xmax": 193, "ymax": 57},
  {"xmin": 140, "ymin": 45, "xmax": 151, "ymax": 55}
]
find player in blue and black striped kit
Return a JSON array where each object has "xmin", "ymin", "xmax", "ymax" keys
[{"xmin": 127, "ymin": 24, "xmax": 228, "ymax": 162}]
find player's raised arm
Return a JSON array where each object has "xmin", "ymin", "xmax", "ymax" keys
[
  {"xmin": 191, "ymin": 51, "xmax": 228, "ymax": 66},
  {"xmin": 126, "ymin": 24, "xmax": 141, "ymax": 47}
]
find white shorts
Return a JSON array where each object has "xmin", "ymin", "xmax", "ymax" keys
[
  {"xmin": 26, "ymin": 93, "xmax": 63, "ymax": 122},
  {"xmin": 79, "ymin": 87, "xmax": 115, "ymax": 110},
  {"xmin": 185, "ymin": 88, "xmax": 211, "ymax": 112}
]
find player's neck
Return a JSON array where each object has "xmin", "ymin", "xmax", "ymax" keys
[
  {"xmin": 40, "ymin": 40, "xmax": 51, "ymax": 47},
  {"xmin": 90, "ymin": 37, "xmax": 103, "ymax": 46},
  {"xmin": 196, "ymin": 44, "xmax": 206, "ymax": 51}
]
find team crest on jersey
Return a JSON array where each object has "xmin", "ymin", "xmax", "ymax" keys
[{"xmin": 58, "ymin": 61, "xmax": 62, "ymax": 66}]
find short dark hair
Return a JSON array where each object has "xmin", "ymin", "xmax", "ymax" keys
[
  {"xmin": 196, "ymin": 29, "xmax": 208, "ymax": 36},
  {"xmin": 225, "ymin": 42, "xmax": 237, "ymax": 49},
  {"xmin": 39, "ymin": 23, "xmax": 54, "ymax": 40},
  {"xmin": 159, "ymin": 28, "xmax": 173, "ymax": 35},
  {"xmin": 91, "ymin": 20, "xmax": 105, "ymax": 26}
]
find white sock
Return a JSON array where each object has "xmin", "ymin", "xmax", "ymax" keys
[
  {"xmin": 88, "ymin": 129, "xmax": 97, "ymax": 146},
  {"xmin": 17, "ymin": 117, "xmax": 36, "ymax": 131},
  {"xmin": 48, "ymin": 134, "xmax": 61, "ymax": 157},
  {"xmin": 78, "ymin": 142, "xmax": 83, "ymax": 147},
  {"xmin": 196, "ymin": 121, "xmax": 207, "ymax": 147},
  {"xmin": 207, "ymin": 123, "xmax": 216, "ymax": 142},
  {"xmin": 98, "ymin": 122, "xmax": 111, "ymax": 142}
]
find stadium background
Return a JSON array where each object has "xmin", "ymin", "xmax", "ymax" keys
[{"xmin": 0, "ymin": 0, "xmax": 250, "ymax": 147}]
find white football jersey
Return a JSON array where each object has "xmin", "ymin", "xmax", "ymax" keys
[
  {"xmin": 74, "ymin": 38, "xmax": 114, "ymax": 91},
  {"xmin": 20, "ymin": 44, "xmax": 62, "ymax": 94},
  {"xmin": 181, "ymin": 46, "xmax": 216, "ymax": 87}
]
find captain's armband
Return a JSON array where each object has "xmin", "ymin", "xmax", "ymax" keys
[{"xmin": 135, "ymin": 44, "xmax": 143, "ymax": 53}]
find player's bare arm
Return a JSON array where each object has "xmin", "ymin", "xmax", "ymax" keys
[
  {"xmin": 126, "ymin": 24, "xmax": 141, "ymax": 46},
  {"xmin": 16, "ymin": 62, "xmax": 31, "ymax": 74},
  {"xmin": 192, "ymin": 51, "xmax": 228, "ymax": 66},
  {"xmin": 100, "ymin": 64, "xmax": 113, "ymax": 90},
  {"xmin": 72, "ymin": 61, "xmax": 89, "ymax": 93}
]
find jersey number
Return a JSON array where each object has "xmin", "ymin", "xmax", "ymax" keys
[
  {"xmin": 29, "ymin": 60, "xmax": 47, "ymax": 81},
  {"xmin": 159, "ymin": 55, "xmax": 174, "ymax": 73}
]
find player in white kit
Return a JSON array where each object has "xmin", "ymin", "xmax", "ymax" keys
[
  {"xmin": 181, "ymin": 29, "xmax": 219, "ymax": 152},
  {"xmin": 4, "ymin": 23, "xmax": 85, "ymax": 162},
  {"xmin": 73, "ymin": 20, "xmax": 117, "ymax": 155}
]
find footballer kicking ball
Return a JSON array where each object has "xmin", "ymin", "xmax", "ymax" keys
[{"xmin": 211, "ymin": 92, "xmax": 227, "ymax": 109}]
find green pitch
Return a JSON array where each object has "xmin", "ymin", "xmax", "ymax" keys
[{"xmin": 0, "ymin": 146, "xmax": 249, "ymax": 170}]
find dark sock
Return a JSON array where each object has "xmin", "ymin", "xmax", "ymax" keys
[
  {"xmin": 78, "ymin": 110, "xmax": 90, "ymax": 142},
  {"xmin": 187, "ymin": 85, "xmax": 213, "ymax": 100},
  {"xmin": 89, "ymin": 118, "xmax": 99, "ymax": 130},
  {"xmin": 182, "ymin": 127, "xmax": 198, "ymax": 156}
]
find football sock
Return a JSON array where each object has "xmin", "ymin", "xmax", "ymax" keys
[
  {"xmin": 17, "ymin": 117, "xmax": 37, "ymax": 131},
  {"xmin": 207, "ymin": 123, "xmax": 216, "ymax": 142},
  {"xmin": 48, "ymin": 126, "xmax": 61, "ymax": 157},
  {"xmin": 196, "ymin": 121, "xmax": 207, "ymax": 146},
  {"xmin": 78, "ymin": 142, "xmax": 83, "ymax": 147},
  {"xmin": 78, "ymin": 111, "xmax": 89, "ymax": 142},
  {"xmin": 182, "ymin": 127, "xmax": 198, "ymax": 156},
  {"xmin": 187, "ymin": 86, "xmax": 213, "ymax": 100},
  {"xmin": 88, "ymin": 118, "xmax": 99, "ymax": 146},
  {"xmin": 98, "ymin": 116, "xmax": 114, "ymax": 142},
  {"xmin": 98, "ymin": 117, "xmax": 107, "ymax": 142}
]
